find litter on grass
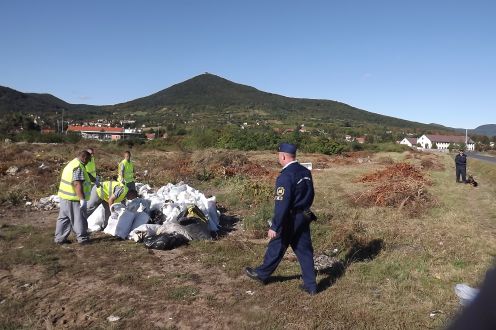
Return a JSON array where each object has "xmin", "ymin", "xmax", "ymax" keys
[
  {"xmin": 36, "ymin": 181, "xmax": 221, "ymax": 249},
  {"xmin": 454, "ymin": 283, "xmax": 480, "ymax": 306}
]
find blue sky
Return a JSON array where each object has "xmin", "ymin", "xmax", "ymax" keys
[{"xmin": 0, "ymin": 0, "xmax": 494, "ymax": 128}]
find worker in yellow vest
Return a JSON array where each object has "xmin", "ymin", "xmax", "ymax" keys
[
  {"xmin": 54, "ymin": 150, "xmax": 92, "ymax": 245},
  {"xmin": 85, "ymin": 147, "xmax": 98, "ymax": 186},
  {"xmin": 118, "ymin": 150, "xmax": 135, "ymax": 191},
  {"xmin": 87, "ymin": 180, "xmax": 138, "ymax": 225}
]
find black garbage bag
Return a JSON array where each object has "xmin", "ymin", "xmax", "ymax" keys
[
  {"xmin": 143, "ymin": 233, "xmax": 188, "ymax": 250},
  {"xmin": 149, "ymin": 209, "xmax": 165, "ymax": 225},
  {"xmin": 177, "ymin": 217, "xmax": 211, "ymax": 240}
]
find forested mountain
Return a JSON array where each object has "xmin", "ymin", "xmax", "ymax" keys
[{"xmin": 0, "ymin": 73, "xmax": 462, "ymax": 134}]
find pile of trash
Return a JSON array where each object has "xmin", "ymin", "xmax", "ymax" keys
[
  {"xmin": 32, "ymin": 195, "xmax": 60, "ymax": 210},
  {"xmin": 353, "ymin": 162, "xmax": 436, "ymax": 212},
  {"xmin": 36, "ymin": 182, "xmax": 221, "ymax": 250}
]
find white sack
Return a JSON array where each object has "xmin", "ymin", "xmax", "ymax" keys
[
  {"xmin": 149, "ymin": 196, "xmax": 165, "ymax": 211},
  {"xmin": 87, "ymin": 204, "xmax": 105, "ymax": 232},
  {"xmin": 128, "ymin": 224, "xmax": 161, "ymax": 242},
  {"xmin": 130, "ymin": 212, "xmax": 150, "ymax": 232},
  {"xmin": 126, "ymin": 198, "xmax": 151, "ymax": 214},
  {"xmin": 207, "ymin": 196, "xmax": 220, "ymax": 231},
  {"xmin": 138, "ymin": 184, "xmax": 152, "ymax": 195},
  {"xmin": 104, "ymin": 206, "xmax": 136, "ymax": 239}
]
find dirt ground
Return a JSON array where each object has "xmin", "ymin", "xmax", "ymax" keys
[
  {"xmin": 1, "ymin": 146, "xmax": 496, "ymax": 329},
  {"xmin": 0, "ymin": 208, "xmax": 259, "ymax": 329}
]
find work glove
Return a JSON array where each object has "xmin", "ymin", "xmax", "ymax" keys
[{"xmin": 79, "ymin": 200, "xmax": 87, "ymax": 209}]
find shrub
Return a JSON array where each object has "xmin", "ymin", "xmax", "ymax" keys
[{"xmin": 243, "ymin": 202, "xmax": 273, "ymax": 238}]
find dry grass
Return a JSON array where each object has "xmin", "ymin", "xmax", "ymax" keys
[{"xmin": 1, "ymin": 144, "xmax": 496, "ymax": 329}]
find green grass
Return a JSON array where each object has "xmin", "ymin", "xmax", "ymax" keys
[{"xmin": 166, "ymin": 286, "xmax": 199, "ymax": 301}]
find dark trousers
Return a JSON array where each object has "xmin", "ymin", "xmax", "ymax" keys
[
  {"xmin": 255, "ymin": 214, "xmax": 317, "ymax": 291},
  {"xmin": 456, "ymin": 166, "xmax": 466, "ymax": 183}
]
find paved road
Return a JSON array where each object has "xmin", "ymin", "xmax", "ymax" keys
[{"xmin": 468, "ymin": 152, "xmax": 496, "ymax": 164}]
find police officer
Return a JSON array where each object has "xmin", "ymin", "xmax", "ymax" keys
[
  {"xmin": 87, "ymin": 180, "xmax": 138, "ymax": 226},
  {"xmin": 245, "ymin": 143, "xmax": 317, "ymax": 295},
  {"xmin": 118, "ymin": 150, "xmax": 135, "ymax": 191},
  {"xmin": 455, "ymin": 149, "xmax": 467, "ymax": 183},
  {"xmin": 54, "ymin": 150, "xmax": 92, "ymax": 244}
]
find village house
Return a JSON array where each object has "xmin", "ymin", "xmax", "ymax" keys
[
  {"xmin": 416, "ymin": 134, "xmax": 475, "ymax": 151},
  {"xmin": 67, "ymin": 125, "xmax": 142, "ymax": 141},
  {"xmin": 399, "ymin": 137, "xmax": 418, "ymax": 147},
  {"xmin": 355, "ymin": 137, "xmax": 366, "ymax": 144}
]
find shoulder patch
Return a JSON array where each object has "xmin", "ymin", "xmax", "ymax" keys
[{"xmin": 275, "ymin": 186, "xmax": 285, "ymax": 200}]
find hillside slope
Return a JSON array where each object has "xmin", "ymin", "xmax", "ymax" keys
[
  {"xmin": 111, "ymin": 73, "xmax": 434, "ymax": 129},
  {"xmin": 473, "ymin": 124, "xmax": 496, "ymax": 136},
  {"xmin": 0, "ymin": 74, "xmax": 454, "ymax": 131}
]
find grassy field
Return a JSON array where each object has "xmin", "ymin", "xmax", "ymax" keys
[{"xmin": 0, "ymin": 143, "xmax": 495, "ymax": 329}]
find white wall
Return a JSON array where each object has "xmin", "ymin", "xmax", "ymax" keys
[{"xmin": 399, "ymin": 138, "xmax": 413, "ymax": 147}]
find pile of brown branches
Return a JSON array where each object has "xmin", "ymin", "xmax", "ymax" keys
[{"xmin": 354, "ymin": 162, "xmax": 436, "ymax": 213}]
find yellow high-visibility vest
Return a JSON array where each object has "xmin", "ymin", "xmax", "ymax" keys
[
  {"xmin": 96, "ymin": 181, "xmax": 128, "ymax": 203},
  {"xmin": 57, "ymin": 158, "xmax": 91, "ymax": 201},
  {"xmin": 118, "ymin": 159, "xmax": 134, "ymax": 183},
  {"xmin": 85, "ymin": 156, "xmax": 96, "ymax": 178}
]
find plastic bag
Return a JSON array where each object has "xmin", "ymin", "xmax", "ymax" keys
[
  {"xmin": 157, "ymin": 217, "xmax": 211, "ymax": 241},
  {"xmin": 455, "ymin": 283, "xmax": 480, "ymax": 306},
  {"xmin": 149, "ymin": 209, "xmax": 166, "ymax": 225},
  {"xmin": 126, "ymin": 198, "xmax": 151, "ymax": 214},
  {"xmin": 128, "ymin": 224, "xmax": 161, "ymax": 242},
  {"xmin": 104, "ymin": 206, "xmax": 136, "ymax": 239},
  {"xmin": 143, "ymin": 233, "xmax": 188, "ymax": 250},
  {"xmin": 130, "ymin": 212, "xmax": 150, "ymax": 232},
  {"xmin": 87, "ymin": 204, "xmax": 106, "ymax": 232},
  {"xmin": 207, "ymin": 196, "xmax": 220, "ymax": 231}
]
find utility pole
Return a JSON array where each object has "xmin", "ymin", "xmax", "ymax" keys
[{"xmin": 61, "ymin": 109, "xmax": 64, "ymax": 134}]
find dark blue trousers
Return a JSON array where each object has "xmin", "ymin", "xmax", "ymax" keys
[
  {"xmin": 456, "ymin": 166, "xmax": 466, "ymax": 182},
  {"xmin": 255, "ymin": 214, "xmax": 317, "ymax": 291}
]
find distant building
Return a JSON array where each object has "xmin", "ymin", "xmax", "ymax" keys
[
  {"xmin": 145, "ymin": 133, "xmax": 156, "ymax": 140},
  {"xmin": 355, "ymin": 137, "xmax": 366, "ymax": 144},
  {"xmin": 399, "ymin": 137, "xmax": 418, "ymax": 147},
  {"xmin": 417, "ymin": 134, "xmax": 475, "ymax": 151},
  {"xmin": 67, "ymin": 125, "xmax": 142, "ymax": 140},
  {"xmin": 41, "ymin": 128, "xmax": 55, "ymax": 134}
]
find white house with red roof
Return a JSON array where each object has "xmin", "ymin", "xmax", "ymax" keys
[
  {"xmin": 417, "ymin": 134, "xmax": 475, "ymax": 151},
  {"xmin": 67, "ymin": 125, "xmax": 142, "ymax": 140}
]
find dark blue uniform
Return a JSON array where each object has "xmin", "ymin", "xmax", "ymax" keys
[
  {"xmin": 455, "ymin": 152, "xmax": 467, "ymax": 183},
  {"xmin": 255, "ymin": 161, "xmax": 317, "ymax": 292}
]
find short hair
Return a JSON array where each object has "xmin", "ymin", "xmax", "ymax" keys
[
  {"xmin": 79, "ymin": 150, "xmax": 91, "ymax": 159},
  {"xmin": 124, "ymin": 150, "xmax": 131, "ymax": 156}
]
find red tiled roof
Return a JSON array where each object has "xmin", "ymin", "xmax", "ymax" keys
[
  {"xmin": 406, "ymin": 138, "xmax": 417, "ymax": 145},
  {"xmin": 67, "ymin": 125, "xmax": 124, "ymax": 133},
  {"xmin": 425, "ymin": 135, "xmax": 474, "ymax": 144}
]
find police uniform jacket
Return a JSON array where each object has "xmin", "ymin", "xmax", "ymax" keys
[
  {"xmin": 271, "ymin": 161, "xmax": 314, "ymax": 233},
  {"xmin": 455, "ymin": 153, "xmax": 467, "ymax": 167}
]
